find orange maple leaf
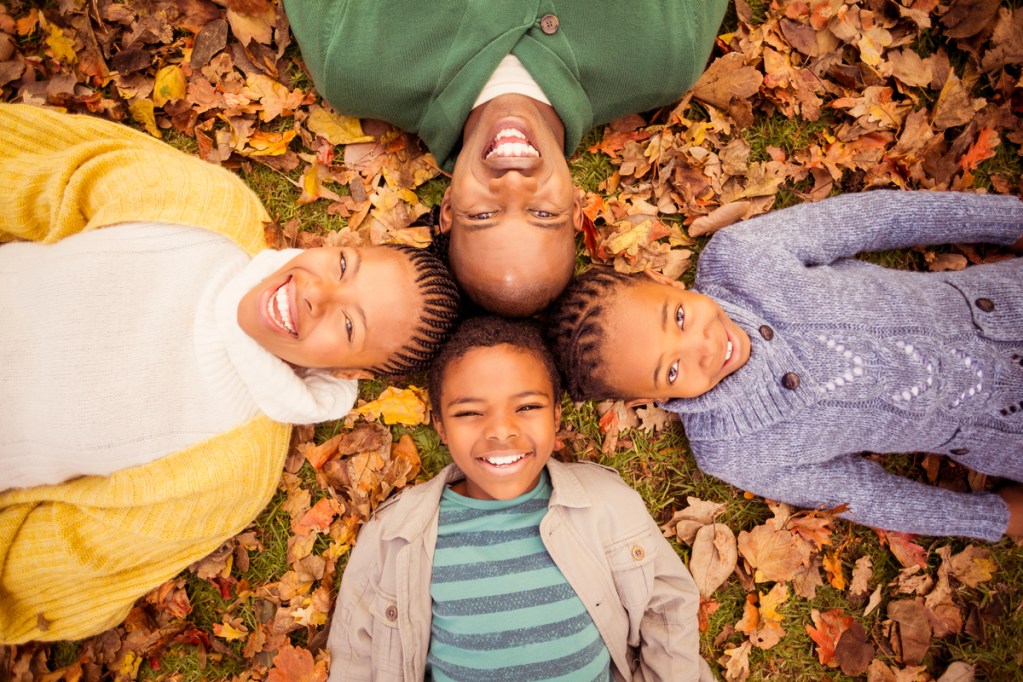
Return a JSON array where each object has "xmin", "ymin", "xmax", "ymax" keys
[
  {"xmin": 267, "ymin": 645, "xmax": 327, "ymax": 682},
  {"xmin": 959, "ymin": 127, "xmax": 1000, "ymax": 171},
  {"xmin": 805, "ymin": 608, "xmax": 854, "ymax": 666}
]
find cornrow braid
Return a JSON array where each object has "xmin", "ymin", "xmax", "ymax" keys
[
  {"xmin": 373, "ymin": 244, "xmax": 461, "ymax": 377},
  {"xmin": 543, "ymin": 267, "xmax": 638, "ymax": 401}
]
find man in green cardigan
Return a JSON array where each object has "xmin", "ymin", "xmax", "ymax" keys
[{"xmin": 285, "ymin": 1, "xmax": 728, "ymax": 315}]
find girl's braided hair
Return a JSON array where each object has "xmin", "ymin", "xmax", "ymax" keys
[
  {"xmin": 543, "ymin": 267, "xmax": 638, "ymax": 401},
  {"xmin": 373, "ymin": 244, "xmax": 461, "ymax": 377}
]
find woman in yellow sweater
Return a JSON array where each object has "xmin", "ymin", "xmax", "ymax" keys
[{"xmin": 0, "ymin": 104, "xmax": 459, "ymax": 643}]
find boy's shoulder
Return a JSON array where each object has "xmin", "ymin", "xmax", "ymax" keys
[{"xmin": 549, "ymin": 459, "xmax": 644, "ymax": 503}]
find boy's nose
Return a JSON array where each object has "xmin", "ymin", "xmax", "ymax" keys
[{"xmin": 484, "ymin": 411, "xmax": 519, "ymax": 441}]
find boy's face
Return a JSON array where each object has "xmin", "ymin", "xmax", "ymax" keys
[
  {"xmin": 440, "ymin": 95, "xmax": 582, "ymax": 312},
  {"xmin": 237, "ymin": 246, "xmax": 421, "ymax": 371},
  {"xmin": 601, "ymin": 280, "xmax": 751, "ymax": 401},
  {"xmin": 434, "ymin": 344, "xmax": 561, "ymax": 500}
]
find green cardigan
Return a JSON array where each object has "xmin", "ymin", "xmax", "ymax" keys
[{"xmin": 284, "ymin": 0, "xmax": 728, "ymax": 170}]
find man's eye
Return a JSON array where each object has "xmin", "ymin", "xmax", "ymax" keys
[
  {"xmin": 667, "ymin": 361, "xmax": 679, "ymax": 384},
  {"xmin": 345, "ymin": 316, "xmax": 353, "ymax": 341},
  {"xmin": 531, "ymin": 209, "xmax": 556, "ymax": 219},
  {"xmin": 675, "ymin": 304, "xmax": 685, "ymax": 330},
  {"xmin": 469, "ymin": 211, "xmax": 495, "ymax": 220}
]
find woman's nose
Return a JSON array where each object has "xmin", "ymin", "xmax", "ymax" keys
[{"xmin": 303, "ymin": 276, "xmax": 346, "ymax": 317}]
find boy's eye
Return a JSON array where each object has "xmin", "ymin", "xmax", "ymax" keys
[
  {"xmin": 344, "ymin": 316, "xmax": 353, "ymax": 341},
  {"xmin": 667, "ymin": 361, "xmax": 679, "ymax": 384},
  {"xmin": 675, "ymin": 304, "xmax": 685, "ymax": 330},
  {"xmin": 517, "ymin": 403, "xmax": 545, "ymax": 412},
  {"xmin": 451, "ymin": 410, "xmax": 481, "ymax": 418},
  {"xmin": 340, "ymin": 252, "xmax": 347, "ymax": 278}
]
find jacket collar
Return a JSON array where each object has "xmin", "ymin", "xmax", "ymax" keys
[{"xmin": 380, "ymin": 459, "xmax": 591, "ymax": 541}]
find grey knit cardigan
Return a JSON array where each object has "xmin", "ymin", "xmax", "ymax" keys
[{"xmin": 663, "ymin": 190, "xmax": 1023, "ymax": 541}]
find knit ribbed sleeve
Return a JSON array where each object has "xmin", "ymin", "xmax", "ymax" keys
[
  {"xmin": 0, "ymin": 415, "xmax": 290, "ymax": 643},
  {"xmin": 0, "ymin": 103, "xmax": 270, "ymax": 254}
]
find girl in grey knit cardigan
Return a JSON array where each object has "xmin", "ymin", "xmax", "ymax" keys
[{"xmin": 547, "ymin": 191, "xmax": 1023, "ymax": 542}]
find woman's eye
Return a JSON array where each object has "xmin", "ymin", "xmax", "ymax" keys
[
  {"xmin": 667, "ymin": 361, "xmax": 679, "ymax": 384},
  {"xmin": 675, "ymin": 304, "xmax": 685, "ymax": 330},
  {"xmin": 345, "ymin": 316, "xmax": 353, "ymax": 341}
]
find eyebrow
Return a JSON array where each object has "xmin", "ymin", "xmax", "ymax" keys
[
  {"xmin": 351, "ymin": 250, "xmax": 366, "ymax": 347},
  {"xmin": 460, "ymin": 217, "xmax": 572, "ymax": 233},
  {"xmin": 445, "ymin": 390, "xmax": 551, "ymax": 408},
  {"xmin": 653, "ymin": 300, "xmax": 668, "ymax": 388}
]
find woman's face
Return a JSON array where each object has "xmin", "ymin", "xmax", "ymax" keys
[{"xmin": 237, "ymin": 246, "xmax": 422, "ymax": 370}]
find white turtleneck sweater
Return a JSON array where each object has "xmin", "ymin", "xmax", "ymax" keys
[{"xmin": 1, "ymin": 222, "xmax": 358, "ymax": 489}]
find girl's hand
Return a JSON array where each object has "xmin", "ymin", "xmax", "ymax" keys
[{"xmin": 997, "ymin": 483, "xmax": 1023, "ymax": 539}]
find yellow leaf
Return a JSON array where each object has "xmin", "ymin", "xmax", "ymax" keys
[
  {"xmin": 128, "ymin": 99, "xmax": 162, "ymax": 139},
  {"xmin": 214, "ymin": 618, "xmax": 250, "ymax": 641},
  {"xmin": 45, "ymin": 23, "xmax": 77, "ymax": 65},
  {"xmin": 153, "ymin": 65, "xmax": 186, "ymax": 107},
  {"xmin": 823, "ymin": 551, "xmax": 846, "ymax": 590},
  {"xmin": 118, "ymin": 651, "xmax": 141, "ymax": 678},
  {"xmin": 352, "ymin": 386, "xmax": 428, "ymax": 426},
  {"xmin": 306, "ymin": 106, "xmax": 374, "ymax": 145},
  {"xmin": 242, "ymin": 129, "xmax": 297, "ymax": 157}
]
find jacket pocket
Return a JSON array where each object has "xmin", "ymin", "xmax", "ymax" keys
[
  {"xmin": 367, "ymin": 589, "xmax": 404, "ymax": 679},
  {"xmin": 605, "ymin": 528, "xmax": 657, "ymax": 612}
]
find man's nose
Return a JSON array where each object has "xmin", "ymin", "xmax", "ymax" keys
[{"xmin": 489, "ymin": 169, "xmax": 537, "ymax": 193}]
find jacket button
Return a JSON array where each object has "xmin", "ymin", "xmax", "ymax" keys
[
  {"xmin": 975, "ymin": 298, "xmax": 995, "ymax": 312},
  {"xmin": 950, "ymin": 448, "xmax": 969, "ymax": 456},
  {"xmin": 781, "ymin": 372, "xmax": 800, "ymax": 390},
  {"xmin": 540, "ymin": 14, "xmax": 559, "ymax": 34},
  {"xmin": 631, "ymin": 545, "xmax": 645, "ymax": 561},
  {"xmin": 385, "ymin": 604, "xmax": 398, "ymax": 621},
  {"xmin": 759, "ymin": 325, "xmax": 774, "ymax": 341}
]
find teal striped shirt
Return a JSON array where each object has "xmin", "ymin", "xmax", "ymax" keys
[{"xmin": 427, "ymin": 471, "xmax": 612, "ymax": 681}]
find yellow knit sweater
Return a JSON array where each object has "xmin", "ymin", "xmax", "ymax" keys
[{"xmin": 0, "ymin": 104, "xmax": 292, "ymax": 643}]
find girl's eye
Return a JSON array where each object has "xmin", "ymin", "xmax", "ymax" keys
[
  {"xmin": 675, "ymin": 304, "xmax": 685, "ymax": 330},
  {"xmin": 340, "ymin": 253, "xmax": 347, "ymax": 278},
  {"xmin": 452, "ymin": 410, "xmax": 481, "ymax": 418},
  {"xmin": 517, "ymin": 403, "xmax": 544, "ymax": 412},
  {"xmin": 667, "ymin": 361, "xmax": 679, "ymax": 384},
  {"xmin": 345, "ymin": 316, "xmax": 353, "ymax": 341}
]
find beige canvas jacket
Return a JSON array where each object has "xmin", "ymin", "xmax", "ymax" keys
[{"xmin": 326, "ymin": 459, "xmax": 716, "ymax": 681}]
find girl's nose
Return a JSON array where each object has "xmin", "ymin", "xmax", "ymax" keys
[{"xmin": 484, "ymin": 411, "xmax": 518, "ymax": 441}]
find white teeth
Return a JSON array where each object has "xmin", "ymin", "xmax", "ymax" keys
[
  {"xmin": 484, "ymin": 453, "xmax": 526, "ymax": 466},
  {"xmin": 496, "ymin": 127, "xmax": 527, "ymax": 140},
  {"xmin": 724, "ymin": 341, "xmax": 733, "ymax": 363},
  {"xmin": 268, "ymin": 282, "xmax": 295, "ymax": 335},
  {"xmin": 486, "ymin": 141, "xmax": 539, "ymax": 159}
]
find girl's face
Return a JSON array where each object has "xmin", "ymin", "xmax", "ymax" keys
[
  {"xmin": 237, "ymin": 246, "xmax": 422, "ymax": 371},
  {"xmin": 600, "ymin": 280, "xmax": 751, "ymax": 401},
  {"xmin": 434, "ymin": 344, "xmax": 561, "ymax": 500}
]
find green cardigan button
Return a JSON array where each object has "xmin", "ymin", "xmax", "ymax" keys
[{"xmin": 540, "ymin": 14, "xmax": 559, "ymax": 34}]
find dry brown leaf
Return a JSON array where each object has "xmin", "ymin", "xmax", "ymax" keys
[
  {"xmin": 738, "ymin": 524, "xmax": 805, "ymax": 583},
  {"xmin": 717, "ymin": 640, "xmax": 752, "ymax": 682},
  {"xmin": 690, "ymin": 523, "xmax": 738, "ymax": 597},
  {"xmin": 948, "ymin": 545, "xmax": 997, "ymax": 587},
  {"xmin": 688, "ymin": 200, "xmax": 751, "ymax": 237},
  {"xmin": 887, "ymin": 599, "xmax": 932, "ymax": 665}
]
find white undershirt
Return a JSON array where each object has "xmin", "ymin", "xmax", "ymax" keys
[
  {"xmin": 472, "ymin": 55, "xmax": 551, "ymax": 109},
  {"xmin": 1, "ymin": 223, "xmax": 357, "ymax": 489}
]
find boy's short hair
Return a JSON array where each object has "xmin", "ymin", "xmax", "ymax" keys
[
  {"xmin": 374, "ymin": 244, "xmax": 461, "ymax": 376},
  {"xmin": 428, "ymin": 316, "xmax": 562, "ymax": 418},
  {"xmin": 544, "ymin": 267, "xmax": 638, "ymax": 401}
]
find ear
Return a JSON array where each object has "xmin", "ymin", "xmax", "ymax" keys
[
  {"xmin": 433, "ymin": 414, "xmax": 447, "ymax": 443},
  {"xmin": 437, "ymin": 189, "xmax": 453, "ymax": 235},
  {"xmin": 624, "ymin": 397, "xmax": 656, "ymax": 409},
  {"xmin": 331, "ymin": 369, "xmax": 376, "ymax": 381},
  {"xmin": 571, "ymin": 193, "xmax": 585, "ymax": 233},
  {"xmin": 642, "ymin": 268, "xmax": 686, "ymax": 290},
  {"xmin": 553, "ymin": 402, "xmax": 563, "ymax": 426}
]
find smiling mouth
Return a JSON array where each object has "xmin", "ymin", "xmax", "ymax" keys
[
  {"xmin": 267, "ymin": 278, "xmax": 297, "ymax": 336},
  {"xmin": 724, "ymin": 340, "xmax": 733, "ymax": 365},
  {"xmin": 479, "ymin": 451, "xmax": 530, "ymax": 467},
  {"xmin": 484, "ymin": 127, "xmax": 540, "ymax": 160}
]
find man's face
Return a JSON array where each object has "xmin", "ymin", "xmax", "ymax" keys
[
  {"xmin": 600, "ymin": 280, "xmax": 751, "ymax": 401},
  {"xmin": 237, "ymin": 246, "xmax": 422, "ymax": 371},
  {"xmin": 434, "ymin": 344, "xmax": 561, "ymax": 501},
  {"xmin": 441, "ymin": 95, "xmax": 581, "ymax": 313}
]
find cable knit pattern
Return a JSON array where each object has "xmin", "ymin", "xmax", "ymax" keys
[
  {"xmin": 662, "ymin": 191, "xmax": 1023, "ymax": 541},
  {"xmin": 0, "ymin": 104, "xmax": 326, "ymax": 642}
]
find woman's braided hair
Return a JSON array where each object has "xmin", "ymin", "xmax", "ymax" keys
[
  {"xmin": 374, "ymin": 244, "xmax": 461, "ymax": 377},
  {"xmin": 544, "ymin": 267, "xmax": 638, "ymax": 401}
]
